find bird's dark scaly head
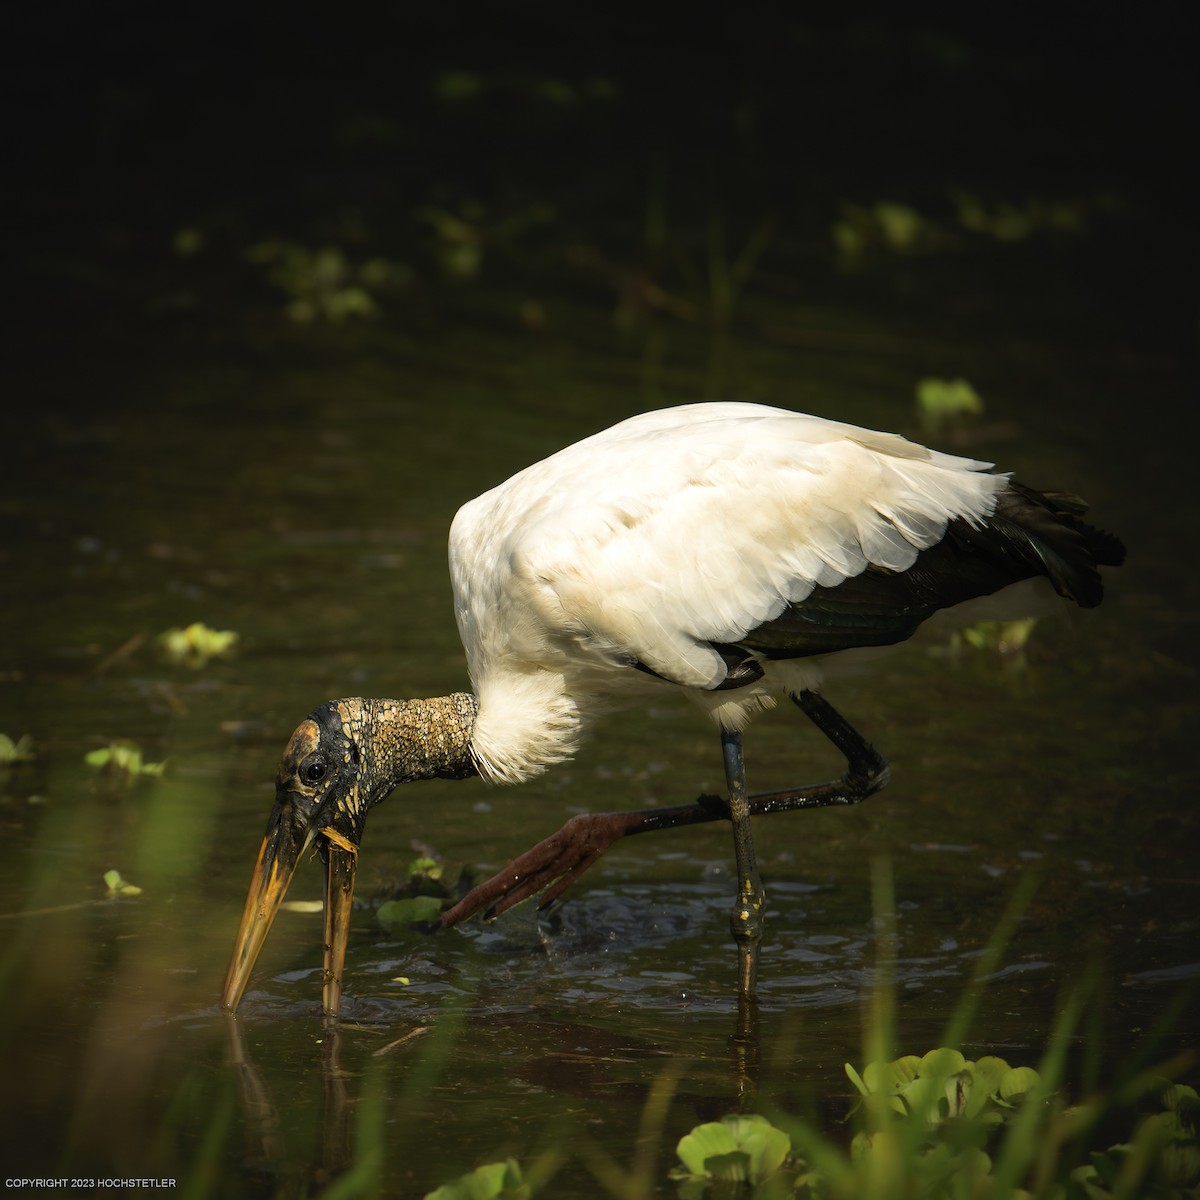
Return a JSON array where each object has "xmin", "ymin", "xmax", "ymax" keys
[{"xmin": 221, "ymin": 699, "xmax": 377, "ymax": 1017}]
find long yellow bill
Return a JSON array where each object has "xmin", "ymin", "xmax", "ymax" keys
[{"xmin": 221, "ymin": 830, "xmax": 309, "ymax": 1011}]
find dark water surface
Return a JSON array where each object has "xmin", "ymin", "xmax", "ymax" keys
[
  {"xmin": 3, "ymin": 11, "xmax": 1196, "ymax": 1197},
  {"xmin": 3, "ymin": 267, "xmax": 1194, "ymax": 1195}
]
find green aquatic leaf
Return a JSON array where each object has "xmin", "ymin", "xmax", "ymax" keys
[
  {"xmin": 324, "ymin": 285, "xmax": 377, "ymax": 322},
  {"xmin": 0, "ymin": 734, "xmax": 35, "ymax": 764},
  {"xmin": 84, "ymin": 742, "xmax": 165, "ymax": 778},
  {"xmin": 845, "ymin": 1061, "xmax": 870, "ymax": 1098},
  {"xmin": 918, "ymin": 1047, "xmax": 967, "ymax": 1078},
  {"xmin": 407, "ymin": 856, "xmax": 443, "ymax": 881},
  {"xmin": 674, "ymin": 1114, "xmax": 790, "ymax": 1183},
  {"xmin": 104, "ymin": 870, "xmax": 142, "ymax": 897},
  {"xmin": 901, "ymin": 1075, "xmax": 949, "ymax": 1127},
  {"xmin": 961, "ymin": 617, "xmax": 1039, "ymax": 654},
  {"xmin": 1161, "ymin": 1137, "xmax": 1200, "ymax": 1188},
  {"xmin": 158, "ymin": 622, "xmax": 239, "ymax": 667},
  {"xmin": 862, "ymin": 1055, "xmax": 921, "ymax": 1095},
  {"xmin": 423, "ymin": 1158, "xmax": 528, "ymax": 1200},
  {"xmin": 965, "ymin": 1055, "xmax": 1011, "ymax": 1115},
  {"xmin": 916, "ymin": 377, "xmax": 984, "ymax": 424},
  {"xmin": 998, "ymin": 1066, "xmax": 1040, "ymax": 1103},
  {"xmin": 1164, "ymin": 1084, "xmax": 1199, "ymax": 1137},
  {"xmin": 873, "ymin": 202, "xmax": 924, "ymax": 251},
  {"xmin": 376, "ymin": 895, "xmax": 444, "ymax": 932}
]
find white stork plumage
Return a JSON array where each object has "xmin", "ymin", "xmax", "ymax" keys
[{"xmin": 222, "ymin": 402, "xmax": 1124, "ymax": 1016}]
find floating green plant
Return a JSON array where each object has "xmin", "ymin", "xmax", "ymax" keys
[
  {"xmin": 660, "ymin": 1056, "xmax": 1198, "ymax": 1199},
  {"xmin": 84, "ymin": 741, "xmax": 166, "ymax": 777},
  {"xmin": 400, "ymin": 865, "xmax": 1199, "ymax": 1200},
  {"xmin": 158, "ymin": 622, "xmax": 239, "ymax": 667},
  {"xmin": 377, "ymin": 895, "xmax": 444, "ymax": 932},
  {"xmin": 424, "ymin": 1158, "xmax": 529, "ymax": 1200},
  {"xmin": 1072, "ymin": 1082, "xmax": 1200, "ymax": 1197},
  {"xmin": 955, "ymin": 617, "xmax": 1040, "ymax": 656},
  {"xmin": 245, "ymin": 241, "xmax": 406, "ymax": 322},
  {"xmin": 953, "ymin": 193, "xmax": 1089, "ymax": 242},
  {"xmin": 103, "ymin": 869, "xmax": 142, "ymax": 897},
  {"xmin": 846, "ymin": 1047, "xmax": 1042, "ymax": 1130},
  {"xmin": 915, "ymin": 376, "xmax": 984, "ymax": 429},
  {"xmin": 0, "ymin": 734, "xmax": 35, "ymax": 764},
  {"xmin": 833, "ymin": 201, "xmax": 933, "ymax": 258},
  {"xmin": 671, "ymin": 1113, "xmax": 792, "ymax": 1191},
  {"xmin": 417, "ymin": 199, "xmax": 554, "ymax": 280},
  {"xmin": 408, "ymin": 855, "xmax": 444, "ymax": 885}
]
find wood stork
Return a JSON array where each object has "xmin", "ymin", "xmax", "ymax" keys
[{"xmin": 221, "ymin": 402, "xmax": 1124, "ymax": 1016}]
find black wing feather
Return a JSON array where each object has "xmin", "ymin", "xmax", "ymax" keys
[{"xmin": 724, "ymin": 479, "xmax": 1125, "ymax": 671}]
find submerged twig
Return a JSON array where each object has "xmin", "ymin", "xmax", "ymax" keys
[{"xmin": 371, "ymin": 1026, "xmax": 432, "ymax": 1057}]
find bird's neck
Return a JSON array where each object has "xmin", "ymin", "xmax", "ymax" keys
[{"xmin": 344, "ymin": 694, "xmax": 480, "ymax": 789}]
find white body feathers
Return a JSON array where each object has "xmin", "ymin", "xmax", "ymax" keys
[{"xmin": 449, "ymin": 403, "xmax": 1006, "ymax": 784}]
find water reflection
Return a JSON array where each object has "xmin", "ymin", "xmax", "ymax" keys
[{"xmin": 225, "ymin": 1013, "xmax": 287, "ymax": 1172}]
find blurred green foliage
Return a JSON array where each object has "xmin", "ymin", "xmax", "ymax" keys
[
  {"xmin": 103, "ymin": 868, "xmax": 142, "ymax": 897},
  {"xmin": 158, "ymin": 622, "xmax": 239, "ymax": 668},
  {"xmin": 246, "ymin": 242, "xmax": 409, "ymax": 322},
  {"xmin": 424, "ymin": 1158, "xmax": 530, "ymax": 1200},
  {"xmin": 671, "ymin": 1113, "xmax": 791, "ymax": 1193},
  {"xmin": 915, "ymin": 376, "xmax": 985, "ymax": 430},
  {"xmin": 0, "ymin": 733, "xmax": 35, "ymax": 765},
  {"xmin": 84, "ymin": 740, "xmax": 166, "ymax": 778}
]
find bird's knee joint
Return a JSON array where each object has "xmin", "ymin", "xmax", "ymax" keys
[
  {"xmin": 846, "ymin": 749, "xmax": 889, "ymax": 799},
  {"xmin": 729, "ymin": 890, "xmax": 766, "ymax": 945}
]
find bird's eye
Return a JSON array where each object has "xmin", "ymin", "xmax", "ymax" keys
[{"xmin": 300, "ymin": 754, "xmax": 328, "ymax": 786}]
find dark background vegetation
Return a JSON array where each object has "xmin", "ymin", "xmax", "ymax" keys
[{"xmin": 7, "ymin": 3, "xmax": 1193, "ymax": 384}]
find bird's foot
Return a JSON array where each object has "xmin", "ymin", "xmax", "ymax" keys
[{"xmin": 438, "ymin": 810, "xmax": 641, "ymax": 928}]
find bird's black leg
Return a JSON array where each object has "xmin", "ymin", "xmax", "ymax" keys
[
  {"xmin": 731, "ymin": 689, "xmax": 890, "ymax": 814},
  {"xmin": 722, "ymin": 727, "xmax": 765, "ymax": 997},
  {"xmin": 438, "ymin": 689, "xmax": 888, "ymax": 928}
]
